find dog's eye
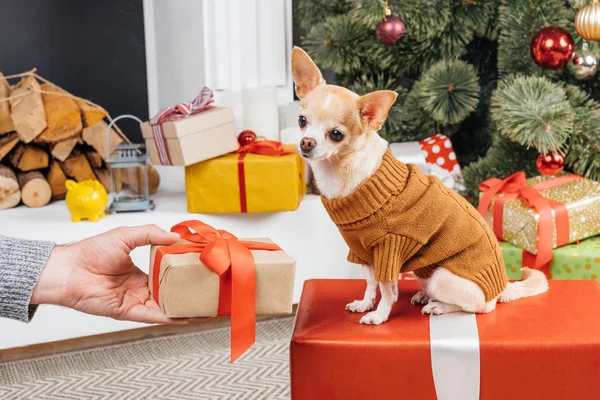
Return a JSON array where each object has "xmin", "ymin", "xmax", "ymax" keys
[
  {"xmin": 298, "ymin": 115, "xmax": 307, "ymax": 128},
  {"xmin": 330, "ymin": 130, "xmax": 344, "ymax": 142}
]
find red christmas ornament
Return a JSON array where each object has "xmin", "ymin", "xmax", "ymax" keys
[
  {"xmin": 536, "ymin": 152, "xmax": 565, "ymax": 175},
  {"xmin": 238, "ymin": 130, "xmax": 257, "ymax": 146},
  {"xmin": 376, "ymin": 15, "xmax": 406, "ymax": 46},
  {"xmin": 530, "ymin": 26, "xmax": 575, "ymax": 69}
]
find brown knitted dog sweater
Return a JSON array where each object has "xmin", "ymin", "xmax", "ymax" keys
[{"xmin": 321, "ymin": 150, "xmax": 508, "ymax": 301}]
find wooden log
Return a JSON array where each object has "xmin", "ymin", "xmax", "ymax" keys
[
  {"xmin": 0, "ymin": 164, "xmax": 21, "ymax": 209},
  {"xmin": 34, "ymin": 84, "xmax": 83, "ymax": 143},
  {"xmin": 9, "ymin": 144, "xmax": 49, "ymax": 171},
  {"xmin": 94, "ymin": 168, "xmax": 119, "ymax": 192},
  {"xmin": 148, "ymin": 164, "xmax": 160, "ymax": 195},
  {"xmin": 82, "ymin": 120, "xmax": 123, "ymax": 159},
  {"xmin": 61, "ymin": 151, "xmax": 96, "ymax": 182},
  {"xmin": 0, "ymin": 133, "xmax": 19, "ymax": 162},
  {"xmin": 85, "ymin": 150, "xmax": 103, "ymax": 168},
  {"xmin": 10, "ymin": 75, "xmax": 47, "ymax": 143},
  {"xmin": 117, "ymin": 163, "xmax": 160, "ymax": 195},
  {"xmin": 18, "ymin": 171, "xmax": 51, "ymax": 208},
  {"xmin": 0, "ymin": 73, "xmax": 15, "ymax": 135},
  {"xmin": 50, "ymin": 137, "xmax": 78, "ymax": 161},
  {"xmin": 47, "ymin": 161, "xmax": 67, "ymax": 200},
  {"xmin": 76, "ymin": 99, "xmax": 107, "ymax": 127},
  {"xmin": 33, "ymin": 83, "xmax": 106, "ymax": 127}
]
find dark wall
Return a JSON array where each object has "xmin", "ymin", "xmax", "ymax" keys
[{"xmin": 0, "ymin": 0, "xmax": 148, "ymax": 143}]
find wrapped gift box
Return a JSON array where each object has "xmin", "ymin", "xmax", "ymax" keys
[
  {"xmin": 140, "ymin": 107, "xmax": 239, "ymax": 166},
  {"xmin": 291, "ymin": 279, "xmax": 600, "ymax": 400},
  {"xmin": 389, "ymin": 134, "xmax": 463, "ymax": 191},
  {"xmin": 149, "ymin": 237, "xmax": 295, "ymax": 318},
  {"xmin": 501, "ymin": 236, "xmax": 600, "ymax": 281},
  {"xmin": 185, "ymin": 144, "xmax": 305, "ymax": 213},
  {"xmin": 479, "ymin": 173, "xmax": 600, "ymax": 261},
  {"xmin": 150, "ymin": 220, "xmax": 296, "ymax": 362}
]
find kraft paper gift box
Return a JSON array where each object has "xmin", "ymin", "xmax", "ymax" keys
[
  {"xmin": 478, "ymin": 172, "xmax": 600, "ymax": 268},
  {"xmin": 290, "ymin": 279, "xmax": 600, "ymax": 400},
  {"xmin": 150, "ymin": 220, "xmax": 296, "ymax": 361},
  {"xmin": 389, "ymin": 134, "xmax": 463, "ymax": 191},
  {"xmin": 185, "ymin": 143, "xmax": 305, "ymax": 213},
  {"xmin": 140, "ymin": 98, "xmax": 238, "ymax": 166},
  {"xmin": 501, "ymin": 236, "xmax": 600, "ymax": 281}
]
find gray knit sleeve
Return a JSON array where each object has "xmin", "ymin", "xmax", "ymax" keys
[{"xmin": 0, "ymin": 235, "xmax": 55, "ymax": 322}]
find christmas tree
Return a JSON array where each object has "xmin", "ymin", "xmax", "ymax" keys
[{"xmin": 295, "ymin": 0, "xmax": 600, "ymax": 201}]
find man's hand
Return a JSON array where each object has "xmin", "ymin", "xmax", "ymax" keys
[{"xmin": 31, "ymin": 225, "xmax": 188, "ymax": 324}]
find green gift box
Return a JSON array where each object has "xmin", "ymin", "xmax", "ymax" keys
[{"xmin": 501, "ymin": 236, "xmax": 600, "ymax": 281}]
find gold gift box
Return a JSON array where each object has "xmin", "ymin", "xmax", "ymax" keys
[
  {"xmin": 149, "ymin": 238, "xmax": 296, "ymax": 318},
  {"xmin": 483, "ymin": 174, "xmax": 600, "ymax": 254},
  {"xmin": 185, "ymin": 145, "xmax": 305, "ymax": 213}
]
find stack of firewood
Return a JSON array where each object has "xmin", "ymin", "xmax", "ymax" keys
[{"xmin": 0, "ymin": 71, "xmax": 159, "ymax": 209}]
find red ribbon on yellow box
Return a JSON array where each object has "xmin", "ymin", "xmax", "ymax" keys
[
  {"xmin": 477, "ymin": 172, "xmax": 582, "ymax": 272},
  {"xmin": 151, "ymin": 220, "xmax": 282, "ymax": 362},
  {"xmin": 235, "ymin": 131, "xmax": 292, "ymax": 213}
]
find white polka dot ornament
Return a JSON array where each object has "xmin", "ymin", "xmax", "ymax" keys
[
  {"xmin": 388, "ymin": 134, "xmax": 463, "ymax": 192},
  {"xmin": 420, "ymin": 134, "xmax": 459, "ymax": 173}
]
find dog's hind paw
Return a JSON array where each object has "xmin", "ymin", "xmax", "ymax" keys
[
  {"xmin": 359, "ymin": 311, "xmax": 387, "ymax": 325},
  {"xmin": 411, "ymin": 291, "xmax": 430, "ymax": 305},
  {"xmin": 422, "ymin": 301, "xmax": 462, "ymax": 315}
]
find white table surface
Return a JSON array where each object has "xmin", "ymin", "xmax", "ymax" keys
[{"xmin": 0, "ymin": 166, "xmax": 361, "ymax": 350}]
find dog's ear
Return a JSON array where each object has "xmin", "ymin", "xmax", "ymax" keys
[
  {"xmin": 358, "ymin": 90, "xmax": 398, "ymax": 131},
  {"xmin": 292, "ymin": 47, "xmax": 325, "ymax": 99}
]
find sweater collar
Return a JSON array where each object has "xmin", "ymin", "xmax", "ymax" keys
[{"xmin": 321, "ymin": 149, "xmax": 409, "ymax": 225}]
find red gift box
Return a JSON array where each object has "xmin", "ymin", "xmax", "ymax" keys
[{"xmin": 290, "ymin": 279, "xmax": 600, "ymax": 400}]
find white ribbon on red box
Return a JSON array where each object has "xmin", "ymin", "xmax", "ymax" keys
[{"xmin": 430, "ymin": 313, "xmax": 480, "ymax": 400}]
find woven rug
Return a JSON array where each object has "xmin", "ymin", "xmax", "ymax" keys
[{"xmin": 0, "ymin": 318, "xmax": 294, "ymax": 400}]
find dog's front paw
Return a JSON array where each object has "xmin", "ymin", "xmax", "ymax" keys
[
  {"xmin": 411, "ymin": 291, "xmax": 430, "ymax": 305},
  {"xmin": 346, "ymin": 300, "xmax": 374, "ymax": 313},
  {"xmin": 359, "ymin": 311, "xmax": 387, "ymax": 325}
]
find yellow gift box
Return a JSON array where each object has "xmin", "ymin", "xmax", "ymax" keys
[{"xmin": 185, "ymin": 144, "xmax": 305, "ymax": 213}]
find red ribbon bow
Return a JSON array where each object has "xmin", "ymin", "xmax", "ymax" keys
[
  {"xmin": 477, "ymin": 172, "xmax": 582, "ymax": 271},
  {"xmin": 234, "ymin": 131, "xmax": 293, "ymax": 213},
  {"xmin": 150, "ymin": 87, "xmax": 216, "ymax": 165},
  {"xmin": 152, "ymin": 220, "xmax": 282, "ymax": 362}
]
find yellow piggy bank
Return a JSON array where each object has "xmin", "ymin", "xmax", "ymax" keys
[{"xmin": 65, "ymin": 179, "xmax": 108, "ymax": 222}]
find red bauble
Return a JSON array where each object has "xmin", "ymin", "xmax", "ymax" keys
[
  {"xmin": 536, "ymin": 153, "xmax": 565, "ymax": 175},
  {"xmin": 238, "ymin": 130, "xmax": 257, "ymax": 146},
  {"xmin": 530, "ymin": 26, "xmax": 575, "ymax": 69},
  {"xmin": 376, "ymin": 15, "xmax": 406, "ymax": 45}
]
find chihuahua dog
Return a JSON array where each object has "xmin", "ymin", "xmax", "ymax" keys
[{"xmin": 291, "ymin": 47, "xmax": 548, "ymax": 325}]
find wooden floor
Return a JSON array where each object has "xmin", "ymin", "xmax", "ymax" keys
[{"xmin": 0, "ymin": 308, "xmax": 297, "ymax": 363}]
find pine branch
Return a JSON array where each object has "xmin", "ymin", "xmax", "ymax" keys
[
  {"xmin": 398, "ymin": 81, "xmax": 440, "ymax": 140},
  {"xmin": 564, "ymin": 85, "xmax": 600, "ymax": 180},
  {"xmin": 348, "ymin": 0, "xmax": 389, "ymax": 26},
  {"xmin": 294, "ymin": 0, "xmax": 352, "ymax": 31},
  {"xmin": 419, "ymin": 59, "xmax": 480, "ymax": 125},
  {"xmin": 461, "ymin": 133, "xmax": 538, "ymax": 203},
  {"xmin": 490, "ymin": 75, "xmax": 573, "ymax": 153},
  {"xmin": 302, "ymin": 15, "xmax": 375, "ymax": 74}
]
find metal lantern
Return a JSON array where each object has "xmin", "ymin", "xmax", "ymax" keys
[{"xmin": 105, "ymin": 115, "xmax": 155, "ymax": 213}]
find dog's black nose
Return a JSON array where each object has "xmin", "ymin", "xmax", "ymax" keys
[{"xmin": 300, "ymin": 137, "xmax": 316, "ymax": 152}]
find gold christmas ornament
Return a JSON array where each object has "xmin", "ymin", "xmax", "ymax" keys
[{"xmin": 575, "ymin": 1, "xmax": 600, "ymax": 41}]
